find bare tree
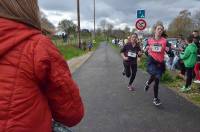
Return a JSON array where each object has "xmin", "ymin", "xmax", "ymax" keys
[
  {"xmin": 112, "ymin": 29, "xmax": 126, "ymax": 39},
  {"xmin": 40, "ymin": 11, "xmax": 55, "ymax": 34},
  {"xmin": 58, "ymin": 19, "xmax": 77, "ymax": 36},
  {"xmin": 96, "ymin": 28, "xmax": 102, "ymax": 35},
  {"xmin": 167, "ymin": 10, "xmax": 193, "ymax": 37},
  {"xmin": 192, "ymin": 10, "xmax": 200, "ymax": 31},
  {"xmin": 124, "ymin": 26, "xmax": 130, "ymax": 36},
  {"xmin": 99, "ymin": 20, "xmax": 107, "ymax": 33},
  {"xmin": 106, "ymin": 22, "xmax": 114, "ymax": 39},
  {"xmin": 131, "ymin": 28, "xmax": 136, "ymax": 34}
]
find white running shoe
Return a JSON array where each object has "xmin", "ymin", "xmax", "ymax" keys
[{"xmin": 194, "ymin": 80, "xmax": 200, "ymax": 83}]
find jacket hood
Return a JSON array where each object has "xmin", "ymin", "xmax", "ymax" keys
[
  {"xmin": 0, "ymin": 18, "xmax": 41, "ymax": 58},
  {"xmin": 188, "ymin": 43, "xmax": 197, "ymax": 53}
]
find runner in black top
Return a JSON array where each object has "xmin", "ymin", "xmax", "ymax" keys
[{"xmin": 120, "ymin": 33, "xmax": 142, "ymax": 91}]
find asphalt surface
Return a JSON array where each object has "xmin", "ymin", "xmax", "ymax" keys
[{"xmin": 71, "ymin": 42, "xmax": 200, "ymax": 132}]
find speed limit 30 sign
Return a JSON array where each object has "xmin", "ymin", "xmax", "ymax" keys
[{"xmin": 135, "ymin": 19, "xmax": 147, "ymax": 31}]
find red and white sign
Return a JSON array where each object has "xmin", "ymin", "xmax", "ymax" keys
[{"xmin": 135, "ymin": 19, "xmax": 147, "ymax": 31}]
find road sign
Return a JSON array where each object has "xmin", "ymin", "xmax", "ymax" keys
[
  {"xmin": 137, "ymin": 10, "xmax": 145, "ymax": 18},
  {"xmin": 135, "ymin": 19, "xmax": 147, "ymax": 31}
]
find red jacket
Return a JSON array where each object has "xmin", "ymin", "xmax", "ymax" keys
[{"xmin": 0, "ymin": 18, "xmax": 84, "ymax": 132}]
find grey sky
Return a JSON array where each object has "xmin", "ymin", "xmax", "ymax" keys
[{"xmin": 39, "ymin": 0, "xmax": 200, "ymax": 30}]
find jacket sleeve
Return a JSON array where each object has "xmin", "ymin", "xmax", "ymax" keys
[
  {"xmin": 34, "ymin": 37, "xmax": 84, "ymax": 127},
  {"xmin": 180, "ymin": 47, "xmax": 190, "ymax": 60}
]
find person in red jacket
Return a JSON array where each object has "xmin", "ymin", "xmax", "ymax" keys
[{"xmin": 0, "ymin": 0, "xmax": 84, "ymax": 132}]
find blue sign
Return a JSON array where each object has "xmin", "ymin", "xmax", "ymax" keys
[{"xmin": 137, "ymin": 10, "xmax": 145, "ymax": 18}]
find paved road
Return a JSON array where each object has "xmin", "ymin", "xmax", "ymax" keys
[{"xmin": 71, "ymin": 42, "xmax": 200, "ymax": 132}]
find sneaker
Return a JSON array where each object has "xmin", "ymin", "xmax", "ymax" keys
[
  {"xmin": 122, "ymin": 71, "xmax": 126, "ymax": 76},
  {"xmin": 153, "ymin": 98, "xmax": 162, "ymax": 106},
  {"xmin": 186, "ymin": 86, "xmax": 191, "ymax": 91},
  {"xmin": 122, "ymin": 68, "xmax": 125, "ymax": 76},
  {"xmin": 128, "ymin": 85, "xmax": 135, "ymax": 91},
  {"xmin": 144, "ymin": 81, "xmax": 149, "ymax": 92},
  {"xmin": 194, "ymin": 80, "xmax": 200, "ymax": 84},
  {"xmin": 180, "ymin": 86, "xmax": 186, "ymax": 92},
  {"xmin": 180, "ymin": 86, "xmax": 191, "ymax": 92}
]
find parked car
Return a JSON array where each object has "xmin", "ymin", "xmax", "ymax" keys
[{"xmin": 167, "ymin": 38, "xmax": 178, "ymax": 48}]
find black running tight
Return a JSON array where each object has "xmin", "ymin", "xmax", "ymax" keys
[
  {"xmin": 147, "ymin": 75, "xmax": 160, "ymax": 98},
  {"xmin": 123, "ymin": 62, "xmax": 137, "ymax": 85}
]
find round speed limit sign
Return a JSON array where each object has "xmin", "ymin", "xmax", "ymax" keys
[{"xmin": 135, "ymin": 19, "xmax": 147, "ymax": 31}]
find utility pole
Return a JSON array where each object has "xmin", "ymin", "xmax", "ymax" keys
[
  {"xmin": 93, "ymin": 0, "xmax": 96, "ymax": 40},
  {"xmin": 77, "ymin": 0, "xmax": 81, "ymax": 48}
]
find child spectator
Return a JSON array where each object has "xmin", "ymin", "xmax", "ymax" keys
[{"xmin": 180, "ymin": 35, "xmax": 198, "ymax": 92}]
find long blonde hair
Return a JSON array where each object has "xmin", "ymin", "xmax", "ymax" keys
[{"xmin": 0, "ymin": 0, "xmax": 41, "ymax": 30}]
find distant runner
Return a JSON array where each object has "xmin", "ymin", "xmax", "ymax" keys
[{"xmin": 120, "ymin": 33, "xmax": 142, "ymax": 91}]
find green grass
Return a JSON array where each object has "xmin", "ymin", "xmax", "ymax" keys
[
  {"xmin": 52, "ymin": 38, "xmax": 87, "ymax": 60},
  {"xmin": 160, "ymin": 70, "xmax": 174, "ymax": 83},
  {"xmin": 111, "ymin": 44, "xmax": 121, "ymax": 52},
  {"xmin": 190, "ymin": 94, "xmax": 200, "ymax": 105},
  {"xmin": 52, "ymin": 36, "xmax": 103, "ymax": 60},
  {"xmin": 138, "ymin": 56, "xmax": 147, "ymax": 70},
  {"xmin": 56, "ymin": 45, "xmax": 86, "ymax": 60},
  {"xmin": 93, "ymin": 36, "xmax": 107, "ymax": 49}
]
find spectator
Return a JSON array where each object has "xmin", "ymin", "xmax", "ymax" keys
[
  {"xmin": 171, "ymin": 35, "xmax": 185, "ymax": 71},
  {"xmin": 180, "ymin": 35, "xmax": 198, "ymax": 92},
  {"xmin": 88, "ymin": 40, "xmax": 93, "ymax": 51},
  {"xmin": 166, "ymin": 42, "xmax": 175, "ymax": 70},
  {"xmin": 0, "ymin": 0, "xmax": 84, "ymax": 131},
  {"xmin": 62, "ymin": 32, "xmax": 67, "ymax": 43}
]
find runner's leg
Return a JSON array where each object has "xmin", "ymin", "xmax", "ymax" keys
[
  {"xmin": 123, "ymin": 62, "xmax": 131, "ymax": 78},
  {"xmin": 154, "ymin": 78, "xmax": 159, "ymax": 98},
  {"xmin": 129, "ymin": 64, "xmax": 137, "ymax": 85}
]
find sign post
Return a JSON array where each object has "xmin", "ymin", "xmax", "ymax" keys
[{"xmin": 135, "ymin": 10, "xmax": 146, "ymax": 38}]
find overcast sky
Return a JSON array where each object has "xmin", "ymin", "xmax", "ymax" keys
[{"xmin": 39, "ymin": 0, "xmax": 200, "ymax": 30}]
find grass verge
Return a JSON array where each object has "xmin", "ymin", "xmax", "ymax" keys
[{"xmin": 52, "ymin": 37, "xmax": 103, "ymax": 60}]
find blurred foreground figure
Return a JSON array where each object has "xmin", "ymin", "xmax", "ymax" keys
[{"xmin": 0, "ymin": 0, "xmax": 84, "ymax": 131}]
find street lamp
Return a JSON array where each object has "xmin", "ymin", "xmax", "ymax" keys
[
  {"xmin": 77, "ymin": 0, "xmax": 81, "ymax": 48},
  {"xmin": 93, "ymin": 0, "xmax": 96, "ymax": 39}
]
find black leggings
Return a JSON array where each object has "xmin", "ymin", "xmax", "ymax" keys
[
  {"xmin": 178, "ymin": 60, "xmax": 186, "ymax": 75},
  {"xmin": 147, "ymin": 75, "xmax": 160, "ymax": 98},
  {"xmin": 185, "ymin": 68, "xmax": 194, "ymax": 88},
  {"xmin": 124, "ymin": 62, "xmax": 137, "ymax": 85}
]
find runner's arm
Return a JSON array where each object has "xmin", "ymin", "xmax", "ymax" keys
[{"xmin": 120, "ymin": 46, "xmax": 128, "ymax": 60}]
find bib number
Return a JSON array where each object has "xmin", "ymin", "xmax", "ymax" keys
[
  {"xmin": 152, "ymin": 44, "xmax": 162, "ymax": 52},
  {"xmin": 128, "ymin": 52, "xmax": 136, "ymax": 58}
]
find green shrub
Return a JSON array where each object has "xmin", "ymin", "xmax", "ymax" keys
[
  {"xmin": 57, "ymin": 45, "xmax": 86, "ymax": 60},
  {"xmin": 138, "ymin": 56, "xmax": 147, "ymax": 70},
  {"xmin": 161, "ymin": 70, "xmax": 174, "ymax": 83}
]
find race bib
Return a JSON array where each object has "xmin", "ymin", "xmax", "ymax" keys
[
  {"xmin": 152, "ymin": 44, "xmax": 162, "ymax": 52},
  {"xmin": 128, "ymin": 52, "xmax": 136, "ymax": 58}
]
